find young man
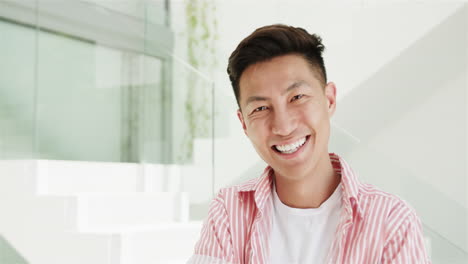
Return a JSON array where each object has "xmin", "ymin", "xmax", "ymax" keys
[{"xmin": 188, "ymin": 25, "xmax": 430, "ymax": 264}]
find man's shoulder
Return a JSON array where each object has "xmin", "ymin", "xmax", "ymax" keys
[
  {"xmin": 215, "ymin": 176, "xmax": 262, "ymax": 199},
  {"xmin": 357, "ymin": 182, "xmax": 420, "ymax": 221},
  {"xmin": 210, "ymin": 173, "xmax": 270, "ymax": 212},
  {"xmin": 215, "ymin": 166, "xmax": 272, "ymax": 199}
]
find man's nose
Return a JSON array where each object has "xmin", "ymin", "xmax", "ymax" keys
[{"xmin": 271, "ymin": 109, "xmax": 297, "ymax": 136}]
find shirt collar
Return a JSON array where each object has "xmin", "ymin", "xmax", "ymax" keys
[
  {"xmin": 237, "ymin": 165, "xmax": 274, "ymax": 213},
  {"xmin": 236, "ymin": 153, "xmax": 364, "ymax": 219},
  {"xmin": 330, "ymin": 153, "xmax": 364, "ymax": 220}
]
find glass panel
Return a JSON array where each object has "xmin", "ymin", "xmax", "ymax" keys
[
  {"xmin": 0, "ymin": 1, "xmax": 213, "ymax": 263},
  {"xmin": 0, "ymin": 18, "xmax": 36, "ymax": 159},
  {"xmin": 0, "ymin": 235, "xmax": 28, "ymax": 264},
  {"xmin": 30, "ymin": 0, "xmax": 171, "ymax": 163},
  {"xmin": 138, "ymin": 53, "xmax": 166, "ymax": 163},
  {"xmin": 35, "ymin": 28, "xmax": 165, "ymax": 162},
  {"xmin": 82, "ymin": 0, "xmax": 167, "ymax": 26},
  {"xmin": 170, "ymin": 57, "xmax": 215, "ymax": 220},
  {"xmin": 145, "ymin": 0, "xmax": 168, "ymax": 26},
  {"xmin": 0, "ymin": 0, "xmax": 171, "ymax": 163}
]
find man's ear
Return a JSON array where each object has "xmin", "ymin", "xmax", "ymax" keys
[
  {"xmin": 237, "ymin": 109, "xmax": 248, "ymax": 136},
  {"xmin": 325, "ymin": 82, "xmax": 337, "ymax": 117}
]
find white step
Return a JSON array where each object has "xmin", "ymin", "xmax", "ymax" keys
[
  {"xmin": 0, "ymin": 159, "xmax": 192, "ymax": 196},
  {"xmin": 35, "ymin": 160, "xmax": 186, "ymax": 195},
  {"xmin": 142, "ymin": 163, "xmax": 182, "ymax": 193},
  {"xmin": 75, "ymin": 222, "xmax": 203, "ymax": 264},
  {"xmin": 117, "ymin": 222, "xmax": 202, "ymax": 264},
  {"xmin": 65, "ymin": 192, "xmax": 190, "ymax": 231},
  {"xmin": 0, "ymin": 192, "xmax": 119, "ymax": 264},
  {"xmin": 0, "ymin": 160, "xmax": 197, "ymax": 264},
  {"xmin": 36, "ymin": 159, "xmax": 143, "ymax": 194}
]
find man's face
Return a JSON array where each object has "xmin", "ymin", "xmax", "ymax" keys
[{"xmin": 237, "ymin": 54, "xmax": 336, "ymax": 180}]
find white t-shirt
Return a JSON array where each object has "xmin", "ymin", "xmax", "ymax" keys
[{"xmin": 269, "ymin": 183, "xmax": 343, "ymax": 264}]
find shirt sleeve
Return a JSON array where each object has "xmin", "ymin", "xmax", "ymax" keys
[
  {"xmin": 187, "ymin": 191, "xmax": 235, "ymax": 264},
  {"xmin": 381, "ymin": 203, "xmax": 431, "ymax": 264}
]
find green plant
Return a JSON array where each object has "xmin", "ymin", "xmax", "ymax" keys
[{"xmin": 178, "ymin": 0, "xmax": 218, "ymax": 163}]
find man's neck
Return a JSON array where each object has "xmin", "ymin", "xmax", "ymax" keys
[{"xmin": 274, "ymin": 154, "xmax": 340, "ymax": 209}]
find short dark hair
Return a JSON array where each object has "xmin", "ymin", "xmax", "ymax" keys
[{"xmin": 227, "ymin": 24, "xmax": 327, "ymax": 108}]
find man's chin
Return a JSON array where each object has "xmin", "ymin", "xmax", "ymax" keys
[{"xmin": 270, "ymin": 162, "xmax": 310, "ymax": 178}]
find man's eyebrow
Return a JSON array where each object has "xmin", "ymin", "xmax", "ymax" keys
[
  {"xmin": 282, "ymin": 80, "xmax": 308, "ymax": 95},
  {"xmin": 244, "ymin": 80, "xmax": 309, "ymax": 107},
  {"xmin": 245, "ymin": 95, "xmax": 269, "ymax": 107}
]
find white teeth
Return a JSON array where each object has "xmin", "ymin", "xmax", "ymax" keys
[{"xmin": 275, "ymin": 137, "xmax": 306, "ymax": 154}]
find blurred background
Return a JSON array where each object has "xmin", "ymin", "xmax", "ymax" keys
[{"xmin": 0, "ymin": 0, "xmax": 466, "ymax": 263}]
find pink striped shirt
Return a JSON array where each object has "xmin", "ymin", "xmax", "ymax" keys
[{"xmin": 189, "ymin": 153, "xmax": 430, "ymax": 263}]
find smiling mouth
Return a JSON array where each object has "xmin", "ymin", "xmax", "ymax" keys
[{"xmin": 272, "ymin": 135, "xmax": 310, "ymax": 154}]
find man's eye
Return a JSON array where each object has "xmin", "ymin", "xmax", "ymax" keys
[
  {"xmin": 253, "ymin": 106, "xmax": 268, "ymax": 112},
  {"xmin": 291, "ymin": 94, "xmax": 304, "ymax": 101}
]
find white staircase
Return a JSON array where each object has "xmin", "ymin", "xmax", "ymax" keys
[{"xmin": 0, "ymin": 159, "xmax": 202, "ymax": 264}]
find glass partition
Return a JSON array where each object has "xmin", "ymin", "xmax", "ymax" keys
[
  {"xmin": 36, "ymin": 30, "xmax": 160, "ymax": 162},
  {"xmin": 170, "ymin": 55, "xmax": 215, "ymax": 220},
  {"xmin": 0, "ymin": 16, "xmax": 36, "ymax": 159},
  {"xmin": 0, "ymin": 0, "xmax": 182, "ymax": 164},
  {"xmin": 0, "ymin": 2, "xmax": 215, "ymax": 262}
]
